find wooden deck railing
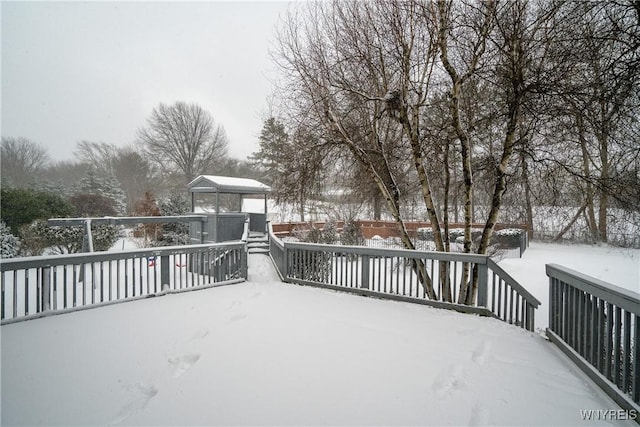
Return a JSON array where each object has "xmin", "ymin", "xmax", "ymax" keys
[
  {"xmin": 1, "ymin": 241, "xmax": 247, "ymax": 324},
  {"xmin": 547, "ymin": 264, "xmax": 640, "ymax": 412},
  {"xmin": 269, "ymin": 223, "xmax": 540, "ymax": 330}
]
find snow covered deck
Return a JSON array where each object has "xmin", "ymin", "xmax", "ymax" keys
[{"xmin": 1, "ymin": 255, "xmax": 631, "ymax": 426}]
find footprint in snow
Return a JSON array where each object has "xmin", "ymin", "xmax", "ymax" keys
[
  {"xmin": 189, "ymin": 328, "xmax": 210, "ymax": 342},
  {"xmin": 168, "ymin": 354, "xmax": 201, "ymax": 378},
  {"xmin": 228, "ymin": 313, "xmax": 247, "ymax": 323},
  {"xmin": 432, "ymin": 365, "xmax": 466, "ymax": 398},
  {"xmin": 110, "ymin": 383, "xmax": 158, "ymax": 425},
  {"xmin": 471, "ymin": 340, "xmax": 492, "ymax": 366},
  {"xmin": 468, "ymin": 401, "xmax": 490, "ymax": 426},
  {"xmin": 227, "ymin": 300, "xmax": 242, "ymax": 310}
]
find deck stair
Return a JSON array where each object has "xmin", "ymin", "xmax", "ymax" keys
[{"xmin": 247, "ymin": 232, "xmax": 269, "ymax": 254}]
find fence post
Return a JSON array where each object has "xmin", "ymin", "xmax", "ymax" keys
[
  {"xmin": 161, "ymin": 255, "xmax": 170, "ymax": 291},
  {"xmin": 476, "ymin": 262, "xmax": 488, "ymax": 308},
  {"xmin": 361, "ymin": 255, "xmax": 370, "ymax": 289}
]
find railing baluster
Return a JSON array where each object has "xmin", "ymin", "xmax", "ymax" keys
[
  {"xmin": 108, "ymin": 261, "xmax": 113, "ymax": 301},
  {"xmin": 633, "ymin": 315, "xmax": 639, "ymax": 402},
  {"xmin": 605, "ymin": 302, "xmax": 614, "ymax": 381},
  {"xmin": 614, "ymin": 306, "xmax": 622, "ymax": 387},
  {"xmin": 13, "ymin": 270, "xmax": 18, "ymax": 318},
  {"xmin": 598, "ymin": 299, "xmax": 605, "ymax": 372},
  {"xmin": 622, "ymin": 310, "xmax": 631, "ymax": 393},
  {"xmin": 1, "ymin": 272, "xmax": 5, "ymax": 320}
]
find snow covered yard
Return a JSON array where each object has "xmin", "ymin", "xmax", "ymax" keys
[
  {"xmin": 499, "ymin": 242, "xmax": 640, "ymax": 330},
  {"xmin": 1, "ymin": 255, "xmax": 633, "ymax": 426}
]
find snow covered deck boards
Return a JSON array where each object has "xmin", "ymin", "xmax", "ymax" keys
[{"xmin": 1, "ymin": 255, "xmax": 631, "ymax": 426}]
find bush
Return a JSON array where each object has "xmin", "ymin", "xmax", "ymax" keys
[
  {"xmin": 449, "ymin": 227, "xmax": 483, "ymax": 243},
  {"xmin": 341, "ymin": 220, "xmax": 365, "ymax": 246},
  {"xmin": 1, "ymin": 187, "xmax": 74, "ymax": 237},
  {"xmin": 491, "ymin": 228, "xmax": 524, "ymax": 249},
  {"xmin": 20, "ymin": 219, "xmax": 119, "ymax": 255},
  {"xmin": 155, "ymin": 193, "xmax": 190, "ymax": 247},
  {"xmin": 321, "ymin": 220, "xmax": 338, "ymax": 244},
  {"xmin": 417, "ymin": 227, "xmax": 433, "ymax": 241},
  {"xmin": 0, "ymin": 221, "xmax": 20, "ymax": 258}
]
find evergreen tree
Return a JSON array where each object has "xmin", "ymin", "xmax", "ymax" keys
[
  {"xmin": 0, "ymin": 187, "xmax": 74, "ymax": 236},
  {"xmin": 249, "ymin": 118, "xmax": 324, "ymax": 220},
  {"xmin": 76, "ymin": 168, "xmax": 127, "ymax": 215},
  {"xmin": 156, "ymin": 192, "xmax": 190, "ymax": 246},
  {"xmin": 249, "ymin": 117, "xmax": 289, "ymax": 185}
]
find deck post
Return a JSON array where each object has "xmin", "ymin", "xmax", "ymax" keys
[
  {"xmin": 476, "ymin": 263, "xmax": 488, "ymax": 308},
  {"xmin": 361, "ymin": 255, "xmax": 370, "ymax": 289}
]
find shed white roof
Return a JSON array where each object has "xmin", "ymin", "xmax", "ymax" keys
[{"xmin": 188, "ymin": 175, "xmax": 271, "ymax": 194}]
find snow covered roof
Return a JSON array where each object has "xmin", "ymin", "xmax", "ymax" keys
[{"xmin": 188, "ymin": 175, "xmax": 271, "ymax": 195}]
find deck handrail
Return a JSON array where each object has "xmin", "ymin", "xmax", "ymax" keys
[
  {"xmin": 267, "ymin": 222, "xmax": 540, "ymax": 330},
  {"xmin": 1, "ymin": 241, "xmax": 248, "ymax": 323},
  {"xmin": 546, "ymin": 264, "xmax": 640, "ymax": 412}
]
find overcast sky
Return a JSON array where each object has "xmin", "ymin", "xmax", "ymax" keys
[{"xmin": 1, "ymin": 1, "xmax": 291, "ymax": 162}]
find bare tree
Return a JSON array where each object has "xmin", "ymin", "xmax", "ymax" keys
[
  {"xmin": 137, "ymin": 102, "xmax": 229, "ymax": 184},
  {"xmin": 1, "ymin": 137, "xmax": 50, "ymax": 187},
  {"xmin": 73, "ymin": 141, "xmax": 156, "ymax": 213},
  {"xmin": 74, "ymin": 140, "xmax": 119, "ymax": 166},
  {"xmin": 275, "ymin": 0, "xmax": 444, "ymax": 298},
  {"xmin": 552, "ymin": 1, "xmax": 640, "ymax": 242},
  {"xmin": 436, "ymin": 0, "xmax": 496, "ymax": 302}
]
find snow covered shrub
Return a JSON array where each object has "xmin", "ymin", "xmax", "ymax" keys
[
  {"xmin": 292, "ymin": 222, "xmax": 335, "ymax": 244},
  {"xmin": 304, "ymin": 224, "xmax": 325, "ymax": 243},
  {"xmin": 91, "ymin": 225, "xmax": 120, "ymax": 251},
  {"xmin": 341, "ymin": 220, "xmax": 364, "ymax": 246},
  {"xmin": 449, "ymin": 228, "xmax": 483, "ymax": 243},
  {"xmin": 491, "ymin": 228, "xmax": 524, "ymax": 249},
  {"xmin": 321, "ymin": 220, "xmax": 338, "ymax": 244},
  {"xmin": 417, "ymin": 227, "xmax": 433, "ymax": 241},
  {"xmin": 18, "ymin": 221, "xmax": 49, "ymax": 256},
  {"xmin": 0, "ymin": 221, "xmax": 20, "ymax": 258},
  {"xmin": 21, "ymin": 220, "xmax": 118, "ymax": 254},
  {"xmin": 155, "ymin": 193, "xmax": 190, "ymax": 247},
  {"xmin": 448, "ymin": 228, "xmax": 465, "ymax": 242},
  {"xmin": 289, "ymin": 249, "xmax": 332, "ymax": 283}
]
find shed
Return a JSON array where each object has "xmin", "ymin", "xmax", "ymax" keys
[{"xmin": 187, "ymin": 175, "xmax": 271, "ymax": 242}]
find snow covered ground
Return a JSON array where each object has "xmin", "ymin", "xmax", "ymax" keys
[
  {"xmin": 1, "ymin": 254, "xmax": 635, "ymax": 426},
  {"xmin": 498, "ymin": 241, "xmax": 640, "ymax": 331}
]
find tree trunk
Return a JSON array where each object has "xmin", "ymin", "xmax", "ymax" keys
[
  {"xmin": 521, "ymin": 149, "xmax": 534, "ymax": 239},
  {"xmin": 553, "ymin": 200, "xmax": 588, "ymax": 242},
  {"xmin": 576, "ymin": 112, "xmax": 599, "ymax": 240},
  {"xmin": 326, "ymin": 107, "xmax": 437, "ymax": 299},
  {"xmin": 598, "ymin": 132, "xmax": 609, "ymax": 242},
  {"xmin": 396, "ymin": 103, "xmax": 451, "ymax": 301},
  {"xmin": 373, "ymin": 191, "xmax": 382, "ymax": 220},
  {"xmin": 443, "ymin": 141, "xmax": 452, "ymax": 253}
]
